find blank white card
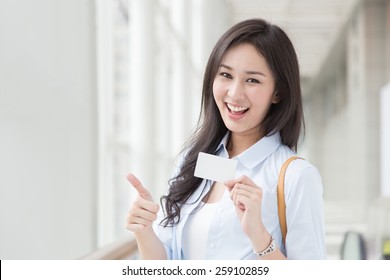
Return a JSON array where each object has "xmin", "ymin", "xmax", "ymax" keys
[{"xmin": 194, "ymin": 152, "xmax": 237, "ymax": 182}]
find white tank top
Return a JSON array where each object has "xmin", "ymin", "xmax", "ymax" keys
[{"xmin": 182, "ymin": 201, "xmax": 219, "ymax": 259}]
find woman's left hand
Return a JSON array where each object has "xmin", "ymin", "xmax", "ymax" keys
[{"xmin": 225, "ymin": 175, "xmax": 266, "ymax": 239}]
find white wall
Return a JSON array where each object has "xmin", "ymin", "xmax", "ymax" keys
[{"xmin": 0, "ymin": 0, "xmax": 97, "ymax": 259}]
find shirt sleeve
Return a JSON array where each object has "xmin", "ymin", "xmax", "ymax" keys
[
  {"xmin": 153, "ymin": 210, "xmax": 174, "ymax": 259},
  {"xmin": 152, "ymin": 151, "xmax": 186, "ymax": 260},
  {"xmin": 284, "ymin": 161, "xmax": 327, "ymax": 259}
]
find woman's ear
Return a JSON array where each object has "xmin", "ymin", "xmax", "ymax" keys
[{"xmin": 272, "ymin": 91, "xmax": 281, "ymax": 104}]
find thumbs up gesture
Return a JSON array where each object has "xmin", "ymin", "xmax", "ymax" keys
[{"xmin": 126, "ymin": 174, "xmax": 160, "ymax": 233}]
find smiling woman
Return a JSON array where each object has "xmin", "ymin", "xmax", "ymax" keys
[
  {"xmin": 126, "ymin": 18, "xmax": 326, "ymax": 260},
  {"xmin": 212, "ymin": 43, "xmax": 278, "ymax": 146}
]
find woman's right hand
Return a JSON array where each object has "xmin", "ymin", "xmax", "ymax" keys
[{"xmin": 126, "ymin": 173, "xmax": 160, "ymax": 233}]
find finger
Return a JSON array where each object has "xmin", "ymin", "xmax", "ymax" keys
[
  {"xmin": 229, "ymin": 185, "xmax": 245, "ymax": 210},
  {"xmin": 238, "ymin": 194, "xmax": 261, "ymax": 211},
  {"xmin": 127, "ymin": 210, "xmax": 156, "ymax": 228},
  {"xmin": 127, "ymin": 223, "xmax": 147, "ymax": 232},
  {"xmin": 131, "ymin": 207, "xmax": 158, "ymax": 223},
  {"xmin": 231, "ymin": 185, "xmax": 253, "ymax": 199},
  {"xmin": 232, "ymin": 185, "xmax": 263, "ymax": 203},
  {"xmin": 225, "ymin": 175, "xmax": 258, "ymax": 191},
  {"xmin": 233, "ymin": 194, "xmax": 246, "ymax": 210},
  {"xmin": 137, "ymin": 198, "xmax": 160, "ymax": 213},
  {"xmin": 128, "ymin": 214, "xmax": 156, "ymax": 226},
  {"xmin": 234, "ymin": 175, "xmax": 257, "ymax": 187},
  {"xmin": 127, "ymin": 173, "xmax": 152, "ymax": 200},
  {"xmin": 230, "ymin": 183, "xmax": 250, "ymax": 198},
  {"xmin": 126, "ymin": 207, "xmax": 157, "ymax": 233}
]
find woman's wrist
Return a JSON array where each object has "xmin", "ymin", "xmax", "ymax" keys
[
  {"xmin": 249, "ymin": 226, "xmax": 273, "ymax": 254},
  {"xmin": 134, "ymin": 226, "xmax": 155, "ymax": 239}
]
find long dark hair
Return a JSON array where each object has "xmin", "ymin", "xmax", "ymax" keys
[{"xmin": 160, "ymin": 18, "xmax": 304, "ymax": 226}]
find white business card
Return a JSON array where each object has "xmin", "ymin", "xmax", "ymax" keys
[{"xmin": 194, "ymin": 152, "xmax": 237, "ymax": 182}]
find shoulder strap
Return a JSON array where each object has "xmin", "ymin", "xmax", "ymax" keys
[{"xmin": 277, "ymin": 156, "xmax": 303, "ymax": 247}]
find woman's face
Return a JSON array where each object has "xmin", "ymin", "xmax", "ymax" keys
[{"xmin": 213, "ymin": 43, "xmax": 278, "ymax": 139}]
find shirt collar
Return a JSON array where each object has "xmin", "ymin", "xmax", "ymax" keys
[
  {"xmin": 215, "ymin": 132, "xmax": 230, "ymax": 156},
  {"xmin": 216, "ymin": 132, "xmax": 282, "ymax": 169}
]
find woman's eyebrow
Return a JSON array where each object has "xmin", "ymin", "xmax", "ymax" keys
[
  {"xmin": 220, "ymin": 64, "xmax": 233, "ymax": 70},
  {"xmin": 246, "ymin": 70, "xmax": 266, "ymax": 77},
  {"xmin": 220, "ymin": 64, "xmax": 266, "ymax": 77}
]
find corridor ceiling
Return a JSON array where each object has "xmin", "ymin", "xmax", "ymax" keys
[{"xmin": 229, "ymin": 0, "xmax": 359, "ymax": 79}]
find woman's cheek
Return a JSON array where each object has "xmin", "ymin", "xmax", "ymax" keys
[{"xmin": 213, "ymin": 80, "xmax": 227, "ymax": 104}]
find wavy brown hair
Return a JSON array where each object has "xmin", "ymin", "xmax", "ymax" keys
[{"xmin": 160, "ymin": 18, "xmax": 304, "ymax": 226}]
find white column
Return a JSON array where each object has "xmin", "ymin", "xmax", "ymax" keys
[
  {"xmin": 345, "ymin": 5, "xmax": 368, "ymax": 216},
  {"xmin": 201, "ymin": 0, "xmax": 231, "ymax": 58},
  {"xmin": 96, "ymin": 0, "xmax": 114, "ymax": 247},
  {"xmin": 380, "ymin": 83, "xmax": 390, "ymax": 197},
  {"xmin": 128, "ymin": 0, "xmax": 155, "ymax": 189},
  {"xmin": 170, "ymin": 0, "xmax": 191, "ymax": 156},
  {"xmin": 190, "ymin": 0, "xmax": 205, "ymax": 126},
  {"xmin": 189, "ymin": 0, "xmax": 231, "ymax": 126},
  {"xmin": 387, "ymin": 1, "xmax": 390, "ymax": 81},
  {"xmin": 154, "ymin": 0, "xmax": 175, "ymax": 196},
  {"xmin": 383, "ymin": 1, "xmax": 390, "ymax": 196}
]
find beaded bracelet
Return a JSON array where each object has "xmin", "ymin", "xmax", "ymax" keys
[{"xmin": 253, "ymin": 236, "xmax": 276, "ymax": 257}]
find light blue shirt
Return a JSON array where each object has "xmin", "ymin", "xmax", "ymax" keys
[{"xmin": 153, "ymin": 132, "xmax": 326, "ymax": 259}]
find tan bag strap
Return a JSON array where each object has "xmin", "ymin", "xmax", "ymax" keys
[{"xmin": 277, "ymin": 156, "xmax": 303, "ymax": 247}]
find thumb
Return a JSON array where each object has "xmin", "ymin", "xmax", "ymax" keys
[
  {"xmin": 126, "ymin": 173, "xmax": 153, "ymax": 201},
  {"xmin": 224, "ymin": 180, "xmax": 235, "ymax": 192}
]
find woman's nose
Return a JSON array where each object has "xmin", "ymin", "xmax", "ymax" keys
[{"xmin": 227, "ymin": 80, "xmax": 245, "ymax": 100}]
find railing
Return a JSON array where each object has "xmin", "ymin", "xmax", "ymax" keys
[{"xmin": 81, "ymin": 236, "xmax": 138, "ymax": 260}]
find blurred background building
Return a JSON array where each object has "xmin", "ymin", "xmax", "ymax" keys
[{"xmin": 1, "ymin": 0, "xmax": 390, "ymax": 259}]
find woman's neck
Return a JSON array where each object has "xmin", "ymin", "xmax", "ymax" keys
[{"xmin": 227, "ymin": 131, "xmax": 263, "ymax": 158}]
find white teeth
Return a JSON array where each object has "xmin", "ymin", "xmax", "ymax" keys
[{"xmin": 227, "ymin": 103, "xmax": 248, "ymax": 112}]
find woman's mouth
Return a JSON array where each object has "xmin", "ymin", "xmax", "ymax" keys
[{"xmin": 226, "ymin": 103, "xmax": 249, "ymax": 115}]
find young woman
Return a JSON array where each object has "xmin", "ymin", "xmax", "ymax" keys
[{"xmin": 126, "ymin": 18, "xmax": 326, "ymax": 260}]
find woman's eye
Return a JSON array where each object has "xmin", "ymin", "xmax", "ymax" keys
[
  {"xmin": 220, "ymin": 72, "xmax": 232, "ymax": 79},
  {"xmin": 247, "ymin": 78, "xmax": 260, "ymax": 84}
]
